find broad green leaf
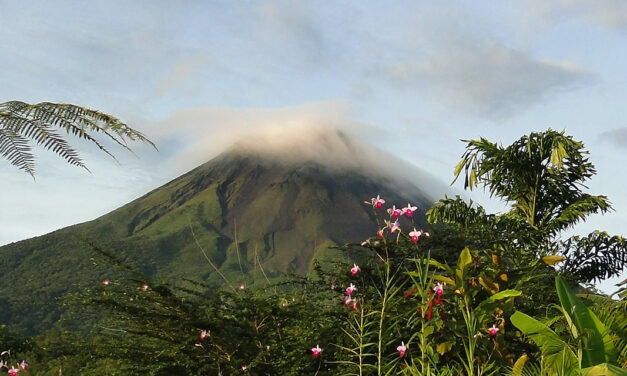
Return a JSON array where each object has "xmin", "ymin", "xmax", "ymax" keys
[
  {"xmin": 511, "ymin": 311, "xmax": 579, "ymax": 373},
  {"xmin": 583, "ymin": 363, "xmax": 627, "ymax": 376},
  {"xmin": 432, "ymin": 275, "xmax": 455, "ymax": 286},
  {"xmin": 542, "ymin": 255, "xmax": 565, "ymax": 265},
  {"xmin": 456, "ymin": 247, "xmax": 472, "ymax": 283},
  {"xmin": 556, "ymin": 276, "xmax": 617, "ymax": 367},
  {"xmin": 512, "ymin": 354, "xmax": 529, "ymax": 376},
  {"xmin": 428, "ymin": 260, "xmax": 454, "ymax": 276},
  {"xmin": 475, "ymin": 289, "xmax": 521, "ymax": 321}
]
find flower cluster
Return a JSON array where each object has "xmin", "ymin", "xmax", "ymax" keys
[
  {"xmin": 0, "ymin": 353, "xmax": 28, "ymax": 376},
  {"xmin": 368, "ymin": 195, "xmax": 429, "ymax": 243}
]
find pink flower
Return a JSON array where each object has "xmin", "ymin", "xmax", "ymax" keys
[
  {"xmin": 238, "ymin": 284, "xmax": 245, "ymax": 291},
  {"xmin": 344, "ymin": 296, "xmax": 353, "ymax": 306},
  {"xmin": 401, "ymin": 204, "xmax": 418, "ymax": 217},
  {"xmin": 409, "ymin": 228, "xmax": 422, "ymax": 243},
  {"xmin": 311, "ymin": 344, "xmax": 323, "ymax": 357},
  {"xmin": 377, "ymin": 228, "xmax": 385, "ymax": 238},
  {"xmin": 433, "ymin": 283, "xmax": 444, "ymax": 298},
  {"xmin": 371, "ymin": 195, "xmax": 386, "ymax": 209},
  {"xmin": 346, "ymin": 283, "xmax": 356, "ymax": 296},
  {"xmin": 387, "ymin": 205, "xmax": 402, "ymax": 218},
  {"xmin": 200, "ymin": 330, "xmax": 209, "ymax": 340},
  {"xmin": 352, "ymin": 300, "xmax": 358, "ymax": 311},
  {"xmin": 387, "ymin": 220, "xmax": 401, "ymax": 234},
  {"xmin": 360, "ymin": 240, "xmax": 368, "ymax": 246},
  {"xmin": 350, "ymin": 264, "xmax": 360, "ymax": 276},
  {"xmin": 19, "ymin": 361, "xmax": 27, "ymax": 371},
  {"xmin": 8, "ymin": 366, "xmax": 19, "ymax": 376},
  {"xmin": 488, "ymin": 324, "xmax": 499, "ymax": 336},
  {"xmin": 397, "ymin": 341, "xmax": 407, "ymax": 357},
  {"xmin": 141, "ymin": 284, "xmax": 148, "ymax": 292},
  {"xmin": 102, "ymin": 279, "xmax": 110, "ymax": 286}
]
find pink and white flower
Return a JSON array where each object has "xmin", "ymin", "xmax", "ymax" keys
[
  {"xmin": 388, "ymin": 220, "xmax": 401, "ymax": 234},
  {"xmin": 350, "ymin": 264, "xmax": 360, "ymax": 276},
  {"xmin": 387, "ymin": 205, "xmax": 402, "ymax": 218},
  {"xmin": 488, "ymin": 324, "xmax": 499, "ymax": 336},
  {"xmin": 409, "ymin": 228, "xmax": 423, "ymax": 243},
  {"xmin": 19, "ymin": 361, "xmax": 27, "ymax": 371},
  {"xmin": 200, "ymin": 330, "xmax": 209, "ymax": 340},
  {"xmin": 141, "ymin": 283, "xmax": 148, "ymax": 292},
  {"xmin": 7, "ymin": 366, "xmax": 19, "ymax": 376},
  {"xmin": 352, "ymin": 300, "xmax": 358, "ymax": 311},
  {"xmin": 401, "ymin": 204, "xmax": 418, "ymax": 217},
  {"xmin": 346, "ymin": 283, "xmax": 356, "ymax": 296},
  {"xmin": 433, "ymin": 283, "xmax": 444, "ymax": 298},
  {"xmin": 397, "ymin": 341, "xmax": 407, "ymax": 357},
  {"xmin": 311, "ymin": 344, "xmax": 323, "ymax": 357},
  {"xmin": 371, "ymin": 195, "xmax": 386, "ymax": 209},
  {"xmin": 102, "ymin": 279, "xmax": 110, "ymax": 286},
  {"xmin": 344, "ymin": 296, "xmax": 353, "ymax": 306},
  {"xmin": 377, "ymin": 228, "xmax": 385, "ymax": 238}
]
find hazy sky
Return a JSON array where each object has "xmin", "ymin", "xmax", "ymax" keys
[{"xmin": 1, "ymin": 1, "xmax": 626, "ymax": 291}]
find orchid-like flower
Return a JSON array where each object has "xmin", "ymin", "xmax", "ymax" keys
[
  {"xmin": 346, "ymin": 283, "xmax": 356, "ymax": 296},
  {"xmin": 19, "ymin": 361, "xmax": 27, "ymax": 371},
  {"xmin": 352, "ymin": 300, "xmax": 358, "ymax": 311},
  {"xmin": 7, "ymin": 366, "xmax": 19, "ymax": 376},
  {"xmin": 371, "ymin": 195, "xmax": 385, "ymax": 209},
  {"xmin": 397, "ymin": 341, "xmax": 407, "ymax": 357},
  {"xmin": 102, "ymin": 279, "xmax": 110, "ymax": 286},
  {"xmin": 238, "ymin": 283, "xmax": 245, "ymax": 291},
  {"xmin": 488, "ymin": 324, "xmax": 499, "ymax": 336},
  {"xmin": 387, "ymin": 205, "xmax": 402, "ymax": 218},
  {"xmin": 311, "ymin": 344, "xmax": 323, "ymax": 357},
  {"xmin": 141, "ymin": 283, "xmax": 148, "ymax": 292},
  {"xmin": 200, "ymin": 330, "xmax": 209, "ymax": 340},
  {"xmin": 350, "ymin": 264, "xmax": 360, "ymax": 276},
  {"xmin": 409, "ymin": 228, "xmax": 422, "ymax": 243},
  {"xmin": 401, "ymin": 204, "xmax": 418, "ymax": 217},
  {"xmin": 377, "ymin": 228, "xmax": 385, "ymax": 239},
  {"xmin": 387, "ymin": 220, "xmax": 401, "ymax": 234},
  {"xmin": 344, "ymin": 295, "xmax": 353, "ymax": 306},
  {"xmin": 433, "ymin": 283, "xmax": 444, "ymax": 298}
]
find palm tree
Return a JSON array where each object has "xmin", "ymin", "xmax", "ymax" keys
[
  {"xmin": 428, "ymin": 129, "xmax": 626, "ymax": 283},
  {"xmin": 0, "ymin": 101, "xmax": 156, "ymax": 178}
]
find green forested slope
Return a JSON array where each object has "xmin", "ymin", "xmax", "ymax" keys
[{"xmin": 0, "ymin": 148, "xmax": 431, "ymax": 334}]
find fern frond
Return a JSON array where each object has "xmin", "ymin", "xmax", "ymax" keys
[{"xmin": 0, "ymin": 101, "xmax": 156, "ymax": 176}]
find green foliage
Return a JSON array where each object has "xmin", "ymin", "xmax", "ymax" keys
[
  {"xmin": 0, "ymin": 101, "xmax": 156, "ymax": 177},
  {"xmin": 431, "ymin": 129, "xmax": 626, "ymax": 285},
  {"xmin": 511, "ymin": 277, "xmax": 624, "ymax": 375}
]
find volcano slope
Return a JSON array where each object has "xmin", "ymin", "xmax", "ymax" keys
[{"xmin": 0, "ymin": 141, "xmax": 434, "ymax": 333}]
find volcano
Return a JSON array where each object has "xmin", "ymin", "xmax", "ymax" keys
[{"xmin": 0, "ymin": 130, "xmax": 437, "ymax": 333}]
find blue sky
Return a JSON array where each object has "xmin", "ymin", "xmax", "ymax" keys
[{"xmin": 1, "ymin": 0, "xmax": 625, "ymax": 292}]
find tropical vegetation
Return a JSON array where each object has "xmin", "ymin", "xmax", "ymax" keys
[{"xmin": 1, "ymin": 129, "xmax": 625, "ymax": 375}]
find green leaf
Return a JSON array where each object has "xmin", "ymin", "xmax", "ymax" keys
[
  {"xmin": 582, "ymin": 363, "xmax": 627, "ymax": 376},
  {"xmin": 475, "ymin": 289, "xmax": 521, "ymax": 321},
  {"xmin": 432, "ymin": 275, "xmax": 455, "ymax": 286},
  {"xmin": 542, "ymin": 255, "xmax": 565, "ymax": 265},
  {"xmin": 556, "ymin": 276, "xmax": 617, "ymax": 367},
  {"xmin": 512, "ymin": 354, "xmax": 529, "ymax": 376},
  {"xmin": 511, "ymin": 311, "xmax": 579, "ymax": 374},
  {"xmin": 456, "ymin": 247, "xmax": 472, "ymax": 283}
]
